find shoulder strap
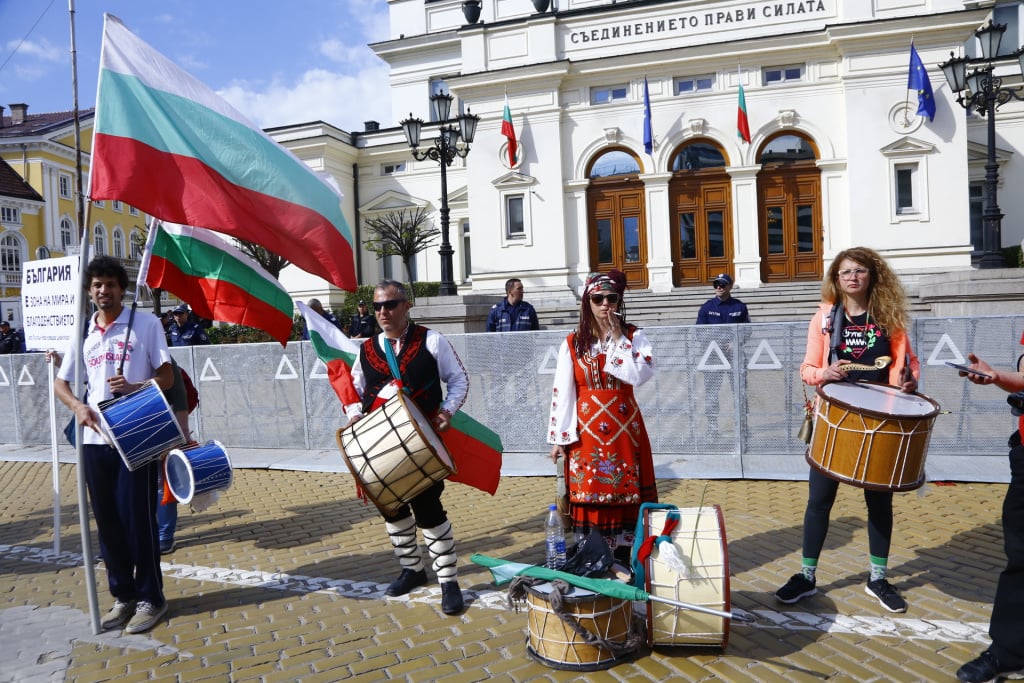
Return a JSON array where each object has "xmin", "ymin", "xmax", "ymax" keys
[{"xmin": 827, "ymin": 303, "xmax": 843, "ymax": 365}]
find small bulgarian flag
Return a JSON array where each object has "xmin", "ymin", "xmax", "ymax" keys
[
  {"xmin": 501, "ymin": 93, "xmax": 518, "ymax": 167},
  {"xmin": 737, "ymin": 79, "xmax": 751, "ymax": 144},
  {"xmin": 300, "ymin": 301, "xmax": 503, "ymax": 495}
]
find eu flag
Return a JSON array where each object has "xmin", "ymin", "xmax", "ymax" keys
[
  {"xmin": 908, "ymin": 43, "xmax": 936, "ymax": 122},
  {"xmin": 642, "ymin": 76, "xmax": 653, "ymax": 154}
]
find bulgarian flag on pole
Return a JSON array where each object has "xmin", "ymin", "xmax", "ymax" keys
[
  {"xmin": 91, "ymin": 14, "xmax": 356, "ymax": 291},
  {"xmin": 737, "ymin": 69, "xmax": 751, "ymax": 144},
  {"xmin": 501, "ymin": 92, "xmax": 518, "ymax": 167},
  {"xmin": 139, "ymin": 221, "xmax": 294, "ymax": 345},
  {"xmin": 296, "ymin": 300, "xmax": 361, "ymax": 406}
]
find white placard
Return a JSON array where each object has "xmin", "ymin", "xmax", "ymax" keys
[{"xmin": 21, "ymin": 256, "xmax": 80, "ymax": 352}]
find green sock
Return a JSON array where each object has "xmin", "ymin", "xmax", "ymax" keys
[
  {"xmin": 801, "ymin": 558, "xmax": 818, "ymax": 582},
  {"xmin": 869, "ymin": 556, "xmax": 887, "ymax": 582}
]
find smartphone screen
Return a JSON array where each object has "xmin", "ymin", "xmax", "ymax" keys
[{"xmin": 945, "ymin": 361, "xmax": 993, "ymax": 379}]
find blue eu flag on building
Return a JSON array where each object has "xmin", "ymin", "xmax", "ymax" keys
[
  {"xmin": 642, "ymin": 76, "xmax": 653, "ymax": 154},
  {"xmin": 908, "ymin": 43, "xmax": 936, "ymax": 122}
]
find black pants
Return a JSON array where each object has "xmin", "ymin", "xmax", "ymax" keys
[
  {"xmin": 381, "ymin": 480, "xmax": 448, "ymax": 529},
  {"xmin": 990, "ymin": 436, "xmax": 1024, "ymax": 667},
  {"xmin": 82, "ymin": 444, "xmax": 164, "ymax": 606},
  {"xmin": 802, "ymin": 467, "xmax": 894, "ymax": 561}
]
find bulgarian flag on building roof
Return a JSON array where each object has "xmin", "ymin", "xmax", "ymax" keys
[
  {"xmin": 90, "ymin": 14, "xmax": 356, "ymax": 292},
  {"xmin": 139, "ymin": 221, "xmax": 294, "ymax": 345}
]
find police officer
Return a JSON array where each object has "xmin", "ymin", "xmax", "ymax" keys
[
  {"xmin": 0, "ymin": 321, "xmax": 25, "ymax": 354},
  {"xmin": 486, "ymin": 278, "xmax": 539, "ymax": 332},
  {"xmin": 348, "ymin": 300, "xmax": 378, "ymax": 339},
  {"xmin": 168, "ymin": 305, "xmax": 210, "ymax": 347},
  {"xmin": 696, "ymin": 273, "xmax": 750, "ymax": 325}
]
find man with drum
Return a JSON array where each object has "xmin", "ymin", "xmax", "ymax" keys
[
  {"xmin": 342, "ymin": 280, "xmax": 469, "ymax": 615},
  {"xmin": 54, "ymin": 255, "xmax": 175, "ymax": 634},
  {"xmin": 954, "ymin": 347, "xmax": 1024, "ymax": 682},
  {"xmin": 775, "ymin": 247, "xmax": 919, "ymax": 614}
]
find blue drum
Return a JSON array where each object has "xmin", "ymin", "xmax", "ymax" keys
[
  {"xmin": 165, "ymin": 440, "xmax": 233, "ymax": 504},
  {"xmin": 98, "ymin": 380, "xmax": 185, "ymax": 471}
]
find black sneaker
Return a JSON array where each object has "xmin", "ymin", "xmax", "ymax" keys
[
  {"xmin": 865, "ymin": 578, "xmax": 907, "ymax": 613},
  {"xmin": 957, "ymin": 650, "xmax": 1024, "ymax": 682},
  {"xmin": 385, "ymin": 568, "xmax": 427, "ymax": 597},
  {"xmin": 440, "ymin": 581, "xmax": 464, "ymax": 615},
  {"xmin": 775, "ymin": 573, "xmax": 816, "ymax": 604}
]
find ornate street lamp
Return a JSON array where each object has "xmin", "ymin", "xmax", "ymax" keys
[
  {"xmin": 940, "ymin": 20, "xmax": 1024, "ymax": 268},
  {"xmin": 400, "ymin": 92, "xmax": 480, "ymax": 296}
]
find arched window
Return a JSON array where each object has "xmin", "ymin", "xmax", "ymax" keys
[
  {"xmin": 93, "ymin": 225, "xmax": 107, "ymax": 256},
  {"xmin": 0, "ymin": 233, "xmax": 22, "ymax": 272},
  {"xmin": 588, "ymin": 149, "xmax": 642, "ymax": 179},
  {"xmin": 757, "ymin": 134, "xmax": 817, "ymax": 165},
  {"xmin": 671, "ymin": 142, "xmax": 727, "ymax": 172},
  {"xmin": 112, "ymin": 228, "xmax": 125, "ymax": 258},
  {"xmin": 60, "ymin": 218, "xmax": 74, "ymax": 252}
]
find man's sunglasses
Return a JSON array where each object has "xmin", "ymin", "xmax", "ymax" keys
[
  {"xmin": 372, "ymin": 299, "xmax": 406, "ymax": 312},
  {"xmin": 589, "ymin": 293, "xmax": 620, "ymax": 305}
]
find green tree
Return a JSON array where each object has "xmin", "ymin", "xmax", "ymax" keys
[{"xmin": 363, "ymin": 207, "xmax": 440, "ymax": 285}]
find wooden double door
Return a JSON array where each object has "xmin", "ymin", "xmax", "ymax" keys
[
  {"xmin": 757, "ymin": 167, "xmax": 823, "ymax": 282},
  {"xmin": 670, "ymin": 172, "xmax": 733, "ymax": 287},
  {"xmin": 587, "ymin": 182, "xmax": 648, "ymax": 289}
]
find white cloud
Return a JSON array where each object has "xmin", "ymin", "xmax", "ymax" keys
[{"xmin": 5, "ymin": 38, "xmax": 64, "ymax": 64}]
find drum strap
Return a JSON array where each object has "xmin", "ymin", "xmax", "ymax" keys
[
  {"xmin": 383, "ymin": 337, "xmax": 437, "ymax": 406},
  {"xmin": 827, "ymin": 303, "xmax": 844, "ymax": 365}
]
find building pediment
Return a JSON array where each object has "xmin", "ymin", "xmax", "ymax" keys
[
  {"xmin": 879, "ymin": 136, "xmax": 936, "ymax": 157},
  {"xmin": 359, "ymin": 189, "xmax": 429, "ymax": 213},
  {"xmin": 967, "ymin": 141, "xmax": 1013, "ymax": 164},
  {"xmin": 491, "ymin": 171, "xmax": 537, "ymax": 188}
]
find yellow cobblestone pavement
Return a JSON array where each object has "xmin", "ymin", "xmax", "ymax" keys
[{"xmin": 0, "ymin": 460, "xmax": 1008, "ymax": 682}]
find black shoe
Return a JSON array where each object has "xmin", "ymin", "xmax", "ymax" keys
[
  {"xmin": 385, "ymin": 568, "xmax": 427, "ymax": 597},
  {"xmin": 865, "ymin": 578, "xmax": 907, "ymax": 613},
  {"xmin": 957, "ymin": 650, "xmax": 1024, "ymax": 682},
  {"xmin": 775, "ymin": 573, "xmax": 816, "ymax": 604},
  {"xmin": 159, "ymin": 538, "xmax": 176, "ymax": 555},
  {"xmin": 440, "ymin": 581, "xmax": 464, "ymax": 615}
]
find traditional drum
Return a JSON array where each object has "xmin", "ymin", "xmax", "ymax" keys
[
  {"xmin": 165, "ymin": 440, "xmax": 233, "ymax": 504},
  {"xmin": 98, "ymin": 380, "xmax": 186, "ymax": 471},
  {"xmin": 641, "ymin": 505, "xmax": 731, "ymax": 648},
  {"xmin": 336, "ymin": 393, "xmax": 455, "ymax": 515},
  {"xmin": 525, "ymin": 582, "xmax": 637, "ymax": 671},
  {"xmin": 808, "ymin": 381, "xmax": 940, "ymax": 491}
]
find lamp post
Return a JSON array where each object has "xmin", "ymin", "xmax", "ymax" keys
[
  {"xmin": 940, "ymin": 20, "xmax": 1024, "ymax": 269},
  {"xmin": 400, "ymin": 92, "xmax": 480, "ymax": 296}
]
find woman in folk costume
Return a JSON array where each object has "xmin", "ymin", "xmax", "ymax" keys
[
  {"xmin": 775, "ymin": 246, "xmax": 920, "ymax": 614},
  {"xmin": 548, "ymin": 270, "xmax": 657, "ymax": 561}
]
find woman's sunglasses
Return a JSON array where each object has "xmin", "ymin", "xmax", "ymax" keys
[
  {"xmin": 589, "ymin": 293, "xmax": 620, "ymax": 305},
  {"xmin": 372, "ymin": 299, "xmax": 406, "ymax": 312}
]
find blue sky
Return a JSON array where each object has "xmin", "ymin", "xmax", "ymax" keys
[{"xmin": 0, "ymin": 0, "xmax": 392, "ymax": 132}]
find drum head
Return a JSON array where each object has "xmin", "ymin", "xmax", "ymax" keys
[{"xmin": 817, "ymin": 381, "xmax": 939, "ymax": 418}]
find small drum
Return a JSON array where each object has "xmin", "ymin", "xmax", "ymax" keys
[
  {"xmin": 336, "ymin": 393, "xmax": 455, "ymax": 515},
  {"xmin": 98, "ymin": 380, "xmax": 185, "ymax": 471},
  {"xmin": 642, "ymin": 505, "xmax": 731, "ymax": 648},
  {"xmin": 165, "ymin": 440, "xmax": 233, "ymax": 504},
  {"xmin": 525, "ymin": 582, "xmax": 637, "ymax": 671},
  {"xmin": 808, "ymin": 381, "xmax": 940, "ymax": 491}
]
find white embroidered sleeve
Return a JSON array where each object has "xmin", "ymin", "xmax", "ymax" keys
[
  {"xmin": 547, "ymin": 339, "xmax": 578, "ymax": 446},
  {"xmin": 603, "ymin": 328, "xmax": 655, "ymax": 387}
]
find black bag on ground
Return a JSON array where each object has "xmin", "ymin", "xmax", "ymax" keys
[{"xmin": 560, "ymin": 528, "xmax": 615, "ymax": 578}]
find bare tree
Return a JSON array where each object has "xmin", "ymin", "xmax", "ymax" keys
[
  {"xmin": 235, "ymin": 240, "xmax": 290, "ymax": 279},
  {"xmin": 363, "ymin": 207, "xmax": 440, "ymax": 284}
]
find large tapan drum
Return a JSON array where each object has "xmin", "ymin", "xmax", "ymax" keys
[
  {"xmin": 336, "ymin": 393, "xmax": 455, "ymax": 515},
  {"xmin": 808, "ymin": 381, "xmax": 940, "ymax": 492},
  {"xmin": 98, "ymin": 380, "xmax": 186, "ymax": 471}
]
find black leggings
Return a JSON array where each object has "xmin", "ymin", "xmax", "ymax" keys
[{"xmin": 802, "ymin": 468, "xmax": 894, "ymax": 560}]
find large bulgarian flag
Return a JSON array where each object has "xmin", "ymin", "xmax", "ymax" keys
[
  {"xmin": 140, "ymin": 221, "xmax": 294, "ymax": 345},
  {"xmin": 90, "ymin": 14, "xmax": 356, "ymax": 291},
  {"xmin": 299, "ymin": 299, "xmax": 503, "ymax": 496}
]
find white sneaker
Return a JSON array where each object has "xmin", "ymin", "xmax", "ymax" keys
[
  {"xmin": 100, "ymin": 600, "xmax": 135, "ymax": 630},
  {"xmin": 124, "ymin": 600, "xmax": 167, "ymax": 634}
]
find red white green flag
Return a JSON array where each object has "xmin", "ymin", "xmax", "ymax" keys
[
  {"xmin": 297, "ymin": 300, "xmax": 361, "ymax": 406},
  {"xmin": 737, "ymin": 82, "xmax": 751, "ymax": 144},
  {"xmin": 501, "ymin": 93, "xmax": 518, "ymax": 167},
  {"xmin": 139, "ymin": 221, "xmax": 294, "ymax": 345},
  {"xmin": 91, "ymin": 14, "xmax": 356, "ymax": 291}
]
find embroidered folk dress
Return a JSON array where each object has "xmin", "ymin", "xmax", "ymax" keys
[{"xmin": 548, "ymin": 325, "xmax": 657, "ymax": 537}]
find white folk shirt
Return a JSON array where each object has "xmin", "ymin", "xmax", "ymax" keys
[{"xmin": 57, "ymin": 307, "xmax": 172, "ymax": 445}]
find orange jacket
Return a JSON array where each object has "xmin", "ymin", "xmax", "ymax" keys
[{"xmin": 801, "ymin": 302, "xmax": 919, "ymax": 386}]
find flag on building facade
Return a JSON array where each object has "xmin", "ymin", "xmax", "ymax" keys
[
  {"xmin": 643, "ymin": 76, "xmax": 653, "ymax": 155},
  {"xmin": 90, "ymin": 14, "xmax": 357, "ymax": 292},
  {"xmin": 140, "ymin": 221, "xmax": 294, "ymax": 345},
  {"xmin": 296, "ymin": 300, "xmax": 362, "ymax": 406},
  {"xmin": 908, "ymin": 42, "xmax": 936, "ymax": 122},
  {"xmin": 501, "ymin": 93, "xmax": 518, "ymax": 166},
  {"xmin": 737, "ymin": 82, "xmax": 752, "ymax": 143}
]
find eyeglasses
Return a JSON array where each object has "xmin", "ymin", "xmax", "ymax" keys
[
  {"xmin": 372, "ymin": 299, "xmax": 406, "ymax": 312},
  {"xmin": 838, "ymin": 268, "xmax": 869, "ymax": 279},
  {"xmin": 589, "ymin": 293, "xmax": 620, "ymax": 305}
]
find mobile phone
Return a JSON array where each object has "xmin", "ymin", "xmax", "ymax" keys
[{"xmin": 945, "ymin": 361, "xmax": 993, "ymax": 379}]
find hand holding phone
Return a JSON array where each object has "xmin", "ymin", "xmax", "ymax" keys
[{"xmin": 946, "ymin": 361, "xmax": 993, "ymax": 379}]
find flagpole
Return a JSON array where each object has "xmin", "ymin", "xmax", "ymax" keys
[
  {"xmin": 902, "ymin": 40, "xmax": 914, "ymax": 127},
  {"xmin": 68, "ymin": 0, "xmax": 102, "ymax": 636}
]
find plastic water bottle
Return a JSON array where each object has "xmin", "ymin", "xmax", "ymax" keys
[{"xmin": 545, "ymin": 503, "xmax": 567, "ymax": 569}]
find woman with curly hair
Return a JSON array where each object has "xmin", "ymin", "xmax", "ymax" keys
[
  {"xmin": 775, "ymin": 246, "xmax": 920, "ymax": 613},
  {"xmin": 547, "ymin": 270, "xmax": 657, "ymax": 560}
]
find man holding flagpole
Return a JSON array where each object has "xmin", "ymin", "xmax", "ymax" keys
[{"xmin": 343, "ymin": 280, "xmax": 470, "ymax": 615}]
